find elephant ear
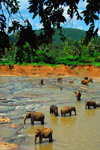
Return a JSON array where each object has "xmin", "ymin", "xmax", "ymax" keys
[
  {"xmin": 35, "ymin": 129, "xmax": 41, "ymax": 136},
  {"xmin": 26, "ymin": 112, "xmax": 31, "ymax": 117}
]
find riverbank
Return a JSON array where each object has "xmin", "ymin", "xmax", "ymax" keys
[{"xmin": 0, "ymin": 64, "xmax": 100, "ymax": 78}]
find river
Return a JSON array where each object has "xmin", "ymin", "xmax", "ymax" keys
[{"xmin": 0, "ymin": 76, "xmax": 100, "ymax": 150}]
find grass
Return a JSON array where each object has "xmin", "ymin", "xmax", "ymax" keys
[
  {"xmin": 76, "ymin": 70, "xmax": 80, "ymax": 74},
  {"xmin": 0, "ymin": 61, "xmax": 63, "ymax": 68},
  {"xmin": 92, "ymin": 62, "xmax": 100, "ymax": 66},
  {"xmin": 1, "ymin": 58, "xmax": 100, "ymax": 67}
]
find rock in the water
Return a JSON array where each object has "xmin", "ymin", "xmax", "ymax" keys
[
  {"xmin": 0, "ymin": 142, "xmax": 19, "ymax": 149},
  {"xmin": 0, "ymin": 116, "xmax": 11, "ymax": 124},
  {"xmin": 0, "ymin": 98, "xmax": 6, "ymax": 100}
]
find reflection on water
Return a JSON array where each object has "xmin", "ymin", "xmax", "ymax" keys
[
  {"xmin": 60, "ymin": 116, "xmax": 76, "ymax": 127},
  {"xmin": 0, "ymin": 76, "xmax": 100, "ymax": 150}
]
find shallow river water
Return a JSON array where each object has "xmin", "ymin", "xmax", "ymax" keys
[{"xmin": 0, "ymin": 76, "xmax": 100, "ymax": 150}]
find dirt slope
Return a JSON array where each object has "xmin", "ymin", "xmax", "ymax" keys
[{"xmin": 0, "ymin": 64, "xmax": 100, "ymax": 78}]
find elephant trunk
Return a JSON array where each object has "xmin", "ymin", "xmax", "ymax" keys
[
  {"xmin": 24, "ymin": 116, "xmax": 26, "ymax": 124},
  {"xmin": 35, "ymin": 136, "xmax": 37, "ymax": 144}
]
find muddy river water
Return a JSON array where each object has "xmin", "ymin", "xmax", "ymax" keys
[{"xmin": 0, "ymin": 76, "xmax": 100, "ymax": 150}]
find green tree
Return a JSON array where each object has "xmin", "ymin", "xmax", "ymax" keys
[{"xmin": 1, "ymin": 0, "xmax": 100, "ymax": 64}]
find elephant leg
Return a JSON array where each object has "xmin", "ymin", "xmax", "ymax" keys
[
  {"xmin": 35, "ymin": 136, "xmax": 37, "ymax": 144},
  {"xmin": 61, "ymin": 111, "xmax": 63, "ymax": 117},
  {"xmin": 39, "ymin": 136, "xmax": 40, "ymax": 143},
  {"xmin": 69, "ymin": 112, "xmax": 71, "ymax": 116},
  {"xmin": 31, "ymin": 119, "xmax": 34, "ymax": 125},
  {"xmin": 64, "ymin": 113, "xmax": 65, "ymax": 117},
  {"xmin": 50, "ymin": 110, "xmax": 52, "ymax": 113},
  {"xmin": 49, "ymin": 133, "xmax": 52, "ymax": 142},
  {"xmin": 41, "ymin": 119, "xmax": 44, "ymax": 124},
  {"xmin": 40, "ymin": 136, "xmax": 42, "ymax": 144},
  {"xmin": 88, "ymin": 105, "xmax": 90, "ymax": 109}
]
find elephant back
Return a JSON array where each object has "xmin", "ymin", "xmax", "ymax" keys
[
  {"xmin": 61, "ymin": 106, "xmax": 75, "ymax": 111},
  {"xmin": 33, "ymin": 112, "xmax": 45, "ymax": 118},
  {"xmin": 42, "ymin": 128, "xmax": 53, "ymax": 134}
]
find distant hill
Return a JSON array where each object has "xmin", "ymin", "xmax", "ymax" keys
[
  {"xmin": 35, "ymin": 28, "xmax": 86, "ymax": 43},
  {"xmin": 54, "ymin": 28, "xmax": 86, "ymax": 42},
  {"xmin": 9, "ymin": 28, "xmax": 87, "ymax": 44}
]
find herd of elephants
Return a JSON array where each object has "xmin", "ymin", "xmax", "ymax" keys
[{"xmin": 23, "ymin": 76, "xmax": 100, "ymax": 145}]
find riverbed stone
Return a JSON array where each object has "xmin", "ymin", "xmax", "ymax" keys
[
  {"xmin": 0, "ymin": 142, "xmax": 19, "ymax": 149},
  {"xmin": 0, "ymin": 116, "xmax": 11, "ymax": 124},
  {"xmin": 0, "ymin": 98, "xmax": 6, "ymax": 100},
  {"xmin": 10, "ymin": 123, "xmax": 24, "ymax": 128},
  {"xmin": 26, "ymin": 109, "xmax": 35, "ymax": 112}
]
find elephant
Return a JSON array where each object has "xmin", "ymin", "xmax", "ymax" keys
[
  {"xmin": 85, "ymin": 100, "xmax": 96, "ymax": 109},
  {"xmin": 40, "ymin": 79, "xmax": 43, "ymax": 85},
  {"xmin": 61, "ymin": 106, "xmax": 76, "ymax": 117},
  {"xmin": 81, "ymin": 79, "xmax": 88, "ymax": 85},
  {"xmin": 69, "ymin": 80, "xmax": 74, "ymax": 83},
  {"xmin": 88, "ymin": 78, "xmax": 93, "ymax": 83},
  {"xmin": 84, "ymin": 76, "xmax": 88, "ymax": 80},
  {"xmin": 57, "ymin": 77, "xmax": 62, "ymax": 82},
  {"xmin": 50, "ymin": 105, "xmax": 58, "ymax": 117},
  {"xmin": 24, "ymin": 112, "xmax": 45, "ymax": 125},
  {"xmin": 35, "ymin": 128, "xmax": 53, "ymax": 144},
  {"xmin": 74, "ymin": 90, "xmax": 81, "ymax": 100}
]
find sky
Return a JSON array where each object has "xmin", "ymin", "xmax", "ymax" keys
[{"xmin": 9, "ymin": 0, "xmax": 100, "ymax": 35}]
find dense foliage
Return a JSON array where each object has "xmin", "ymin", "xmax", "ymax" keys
[
  {"xmin": 1, "ymin": 28, "xmax": 100, "ymax": 66},
  {"xmin": 0, "ymin": 0, "xmax": 100, "ymax": 64}
]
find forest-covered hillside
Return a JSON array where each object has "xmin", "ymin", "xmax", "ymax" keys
[
  {"xmin": 9, "ymin": 28, "xmax": 86, "ymax": 44},
  {"xmin": 35, "ymin": 28, "xmax": 86, "ymax": 43},
  {"xmin": 2, "ymin": 27, "xmax": 100, "ymax": 66},
  {"xmin": 53, "ymin": 28, "xmax": 86, "ymax": 42}
]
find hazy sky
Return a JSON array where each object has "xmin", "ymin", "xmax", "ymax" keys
[{"xmin": 12, "ymin": 0, "xmax": 100, "ymax": 35}]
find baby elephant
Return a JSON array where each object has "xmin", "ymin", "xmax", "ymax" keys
[
  {"xmin": 74, "ymin": 90, "xmax": 81, "ymax": 100},
  {"xmin": 85, "ymin": 100, "xmax": 96, "ymax": 109},
  {"xmin": 61, "ymin": 106, "xmax": 76, "ymax": 117},
  {"xmin": 50, "ymin": 105, "xmax": 58, "ymax": 117},
  {"xmin": 24, "ymin": 112, "xmax": 45, "ymax": 125},
  {"xmin": 35, "ymin": 128, "xmax": 53, "ymax": 144}
]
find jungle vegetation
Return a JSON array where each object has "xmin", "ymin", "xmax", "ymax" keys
[
  {"xmin": 0, "ymin": 0, "xmax": 100, "ymax": 66},
  {"xmin": 1, "ymin": 28, "xmax": 100, "ymax": 67}
]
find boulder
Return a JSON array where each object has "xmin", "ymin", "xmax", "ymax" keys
[
  {"xmin": 0, "ymin": 116, "xmax": 11, "ymax": 124},
  {"xmin": 0, "ymin": 142, "xmax": 19, "ymax": 149},
  {"xmin": 0, "ymin": 98, "xmax": 6, "ymax": 100}
]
